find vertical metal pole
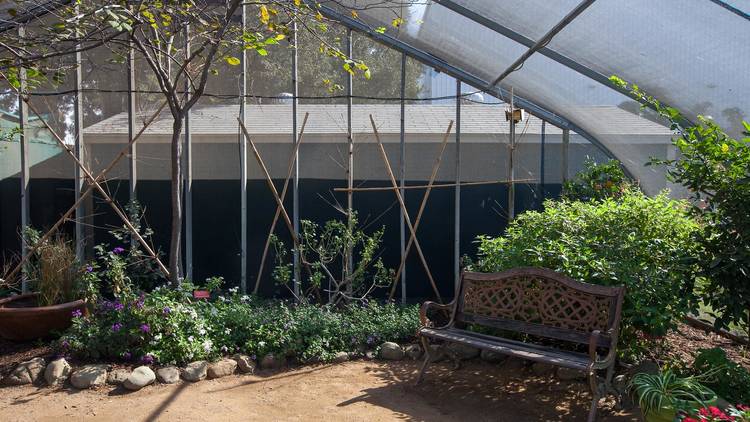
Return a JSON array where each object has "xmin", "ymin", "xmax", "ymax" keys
[
  {"xmin": 73, "ymin": 10, "xmax": 84, "ymax": 261},
  {"xmin": 292, "ymin": 21, "xmax": 301, "ymax": 299},
  {"xmin": 127, "ymin": 36, "xmax": 137, "ymax": 245},
  {"xmin": 562, "ymin": 128, "xmax": 570, "ymax": 183},
  {"xmin": 399, "ymin": 53, "xmax": 406, "ymax": 304},
  {"xmin": 184, "ymin": 24, "xmax": 193, "ymax": 280},
  {"xmin": 540, "ymin": 120, "xmax": 546, "ymax": 202},
  {"xmin": 17, "ymin": 25, "xmax": 29, "ymax": 293},
  {"xmin": 345, "ymin": 29, "xmax": 354, "ymax": 295},
  {"xmin": 454, "ymin": 79, "xmax": 461, "ymax": 293},
  {"xmin": 239, "ymin": 5, "xmax": 248, "ymax": 293},
  {"xmin": 507, "ymin": 87, "xmax": 515, "ymax": 221}
]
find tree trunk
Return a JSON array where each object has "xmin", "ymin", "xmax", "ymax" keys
[{"xmin": 169, "ymin": 115, "xmax": 184, "ymax": 287}]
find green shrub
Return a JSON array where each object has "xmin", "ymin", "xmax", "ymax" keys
[
  {"xmin": 59, "ymin": 281, "xmax": 419, "ymax": 365},
  {"xmin": 613, "ymin": 76, "xmax": 750, "ymax": 335},
  {"xmin": 472, "ymin": 189, "xmax": 701, "ymax": 357},
  {"xmin": 563, "ymin": 158, "xmax": 631, "ymax": 202},
  {"xmin": 687, "ymin": 347, "xmax": 750, "ymax": 404}
]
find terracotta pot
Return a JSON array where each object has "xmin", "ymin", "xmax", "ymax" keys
[{"xmin": 0, "ymin": 293, "xmax": 86, "ymax": 341}]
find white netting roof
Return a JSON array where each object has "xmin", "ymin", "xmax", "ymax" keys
[{"xmin": 330, "ymin": 0, "xmax": 750, "ymax": 193}]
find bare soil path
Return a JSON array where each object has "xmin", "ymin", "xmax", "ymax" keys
[{"xmin": 0, "ymin": 360, "xmax": 637, "ymax": 422}]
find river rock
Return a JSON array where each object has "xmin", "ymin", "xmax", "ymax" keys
[
  {"xmin": 332, "ymin": 351, "xmax": 350, "ymax": 363},
  {"xmin": 557, "ymin": 367, "xmax": 586, "ymax": 381},
  {"xmin": 260, "ymin": 354, "xmax": 285, "ymax": 370},
  {"xmin": 232, "ymin": 354, "xmax": 256, "ymax": 374},
  {"xmin": 181, "ymin": 361, "xmax": 208, "ymax": 382},
  {"xmin": 480, "ymin": 349, "xmax": 507, "ymax": 364},
  {"xmin": 379, "ymin": 342, "xmax": 404, "ymax": 360},
  {"xmin": 404, "ymin": 344, "xmax": 423, "ymax": 360},
  {"xmin": 208, "ymin": 359, "xmax": 237, "ymax": 379},
  {"xmin": 107, "ymin": 368, "xmax": 130, "ymax": 385},
  {"xmin": 5, "ymin": 357, "xmax": 46, "ymax": 386},
  {"xmin": 44, "ymin": 358, "xmax": 71, "ymax": 386},
  {"xmin": 123, "ymin": 366, "xmax": 155, "ymax": 391},
  {"xmin": 156, "ymin": 366, "xmax": 180, "ymax": 384},
  {"xmin": 70, "ymin": 364, "xmax": 108, "ymax": 389},
  {"xmin": 446, "ymin": 343, "xmax": 480, "ymax": 360}
]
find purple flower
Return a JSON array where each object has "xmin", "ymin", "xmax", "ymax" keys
[
  {"xmin": 111, "ymin": 322, "xmax": 123, "ymax": 332},
  {"xmin": 114, "ymin": 301, "xmax": 124, "ymax": 311},
  {"xmin": 113, "ymin": 246, "xmax": 125, "ymax": 254},
  {"xmin": 366, "ymin": 335, "xmax": 376, "ymax": 346},
  {"xmin": 141, "ymin": 354, "xmax": 155, "ymax": 365},
  {"xmin": 135, "ymin": 293, "xmax": 145, "ymax": 309},
  {"xmin": 122, "ymin": 351, "xmax": 132, "ymax": 361},
  {"xmin": 250, "ymin": 354, "xmax": 257, "ymax": 361},
  {"xmin": 61, "ymin": 340, "xmax": 70, "ymax": 349},
  {"xmin": 162, "ymin": 306, "xmax": 171, "ymax": 315},
  {"xmin": 85, "ymin": 265, "xmax": 93, "ymax": 273},
  {"xmin": 71, "ymin": 309, "xmax": 83, "ymax": 318},
  {"xmin": 140, "ymin": 323, "xmax": 150, "ymax": 333}
]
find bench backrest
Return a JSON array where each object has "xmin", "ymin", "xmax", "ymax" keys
[{"xmin": 453, "ymin": 268, "xmax": 624, "ymax": 349}]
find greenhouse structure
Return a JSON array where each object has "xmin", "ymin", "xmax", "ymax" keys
[{"xmin": 0, "ymin": 1, "xmax": 748, "ymax": 421}]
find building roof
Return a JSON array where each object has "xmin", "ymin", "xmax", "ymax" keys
[{"xmin": 83, "ymin": 103, "xmax": 673, "ymax": 138}]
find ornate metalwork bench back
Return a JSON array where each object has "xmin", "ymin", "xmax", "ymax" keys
[{"xmin": 453, "ymin": 268, "xmax": 624, "ymax": 348}]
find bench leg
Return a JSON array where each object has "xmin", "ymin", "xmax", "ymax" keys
[
  {"xmin": 587, "ymin": 367, "xmax": 600, "ymax": 422},
  {"xmin": 415, "ymin": 336, "xmax": 431, "ymax": 385}
]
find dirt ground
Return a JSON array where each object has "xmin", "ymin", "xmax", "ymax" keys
[{"xmin": 0, "ymin": 359, "xmax": 638, "ymax": 422}]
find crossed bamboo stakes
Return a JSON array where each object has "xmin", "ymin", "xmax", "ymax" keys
[
  {"xmin": 5, "ymin": 89, "xmax": 170, "ymax": 284},
  {"xmin": 242, "ymin": 113, "xmax": 454, "ymax": 303}
]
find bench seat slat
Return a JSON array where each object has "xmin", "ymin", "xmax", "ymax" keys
[{"xmin": 419, "ymin": 327, "xmax": 591, "ymax": 371}]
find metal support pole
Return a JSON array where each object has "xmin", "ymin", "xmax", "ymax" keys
[
  {"xmin": 490, "ymin": 0, "xmax": 596, "ymax": 86},
  {"xmin": 345, "ymin": 29, "xmax": 354, "ymax": 295},
  {"xmin": 562, "ymin": 128, "xmax": 570, "ymax": 183},
  {"xmin": 454, "ymin": 79, "xmax": 461, "ymax": 293},
  {"xmin": 127, "ymin": 37, "xmax": 137, "ymax": 240},
  {"xmin": 184, "ymin": 24, "xmax": 193, "ymax": 281},
  {"xmin": 540, "ymin": 120, "xmax": 546, "ymax": 202},
  {"xmin": 73, "ymin": 11, "xmax": 84, "ymax": 261},
  {"xmin": 292, "ymin": 21, "xmax": 301, "ymax": 299},
  {"xmin": 17, "ymin": 25, "xmax": 29, "ymax": 293},
  {"xmin": 239, "ymin": 4, "xmax": 248, "ymax": 293},
  {"xmin": 507, "ymin": 88, "xmax": 515, "ymax": 221},
  {"xmin": 399, "ymin": 53, "xmax": 407, "ymax": 304}
]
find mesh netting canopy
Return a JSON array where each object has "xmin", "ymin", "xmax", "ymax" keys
[{"xmin": 328, "ymin": 0, "xmax": 750, "ymax": 194}]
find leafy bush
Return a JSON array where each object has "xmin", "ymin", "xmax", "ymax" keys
[
  {"xmin": 271, "ymin": 213, "xmax": 393, "ymax": 304},
  {"xmin": 59, "ymin": 280, "xmax": 419, "ymax": 365},
  {"xmin": 563, "ymin": 158, "xmax": 631, "ymax": 201},
  {"xmin": 686, "ymin": 348, "xmax": 750, "ymax": 404},
  {"xmin": 472, "ymin": 189, "xmax": 701, "ymax": 357},
  {"xmin": 612, "ymin": 76, "xmax": 750, "ymax": 335}
]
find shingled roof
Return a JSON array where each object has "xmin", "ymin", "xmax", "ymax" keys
[{"xmin": 84, "ymin": 103, "xmax": 673, "ymax": 138}]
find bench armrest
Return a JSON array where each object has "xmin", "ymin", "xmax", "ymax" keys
[
  {"xmin": 588, "ymin": 329, "xmax": 617, "ymax": 369},
  {"xmin": 420, "ymin": 301, "xmax": 454, "ymax": 328}
]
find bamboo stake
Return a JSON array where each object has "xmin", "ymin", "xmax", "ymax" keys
[
  {"xmin": 369, "ymin": 115, "xmax": 443, "ymax": 303},
  {"xmin": 21, "ymin": 97, "xmax": 170, "ymax": 277},
  {"xmin": 389, "ymin": 121, "xmax": 453, "ymax": 301},
  {"xmin": 4, "ymin": 100, "xmax": 169, "ymax": 284},
  {"xmin": 333, "ymin": 178, "xmax": 536, "ymax": 192},
  {"xmin": 253, "ymin": 113, "xmax": 309, "ymax": 295},
  {"xmin": 237, "ymin": 119, "xmax": 297, "ymax": 243}
]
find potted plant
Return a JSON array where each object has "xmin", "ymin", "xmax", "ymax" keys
[
  {"xmin": 630, "ymin": 369, "xmax": 718, "ymax": 422},
  {"xmin": 0, "ymin": 230, "xmax": 98, "ymax": 341}
]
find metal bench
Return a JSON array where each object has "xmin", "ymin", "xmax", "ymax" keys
[{"xmin": 417, "ymin": 267, "xmax": 624, "ymax": 421}]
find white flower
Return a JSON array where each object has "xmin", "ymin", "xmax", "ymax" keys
[
  {"xmin": 202, "ymin": 339, "xmax": 213, "ymax": 353},
  {"xmin": 240, "ymin": 295, "xmax": 250, "ymax": 303},
  {"xmin": 224, "ymin": 328, "xmax": 231, "ymax": 335},
  {"xmin": 154, "ymin": 333, "xmax": 163, "ymax": 341},
  {"xmin": 188, "ymin": 335, "xmax": 195, "ymax": 342},
  {"xmin": 228, "ymin": 287, "xmax": 238, "ymax": 294},
  {"xmin": 258, "ymin": 341, "xmax": 266, "ymax": 347},
  {"xmin": 198, "ymin": 328, "xmax": 206, "ymax": 335}
]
